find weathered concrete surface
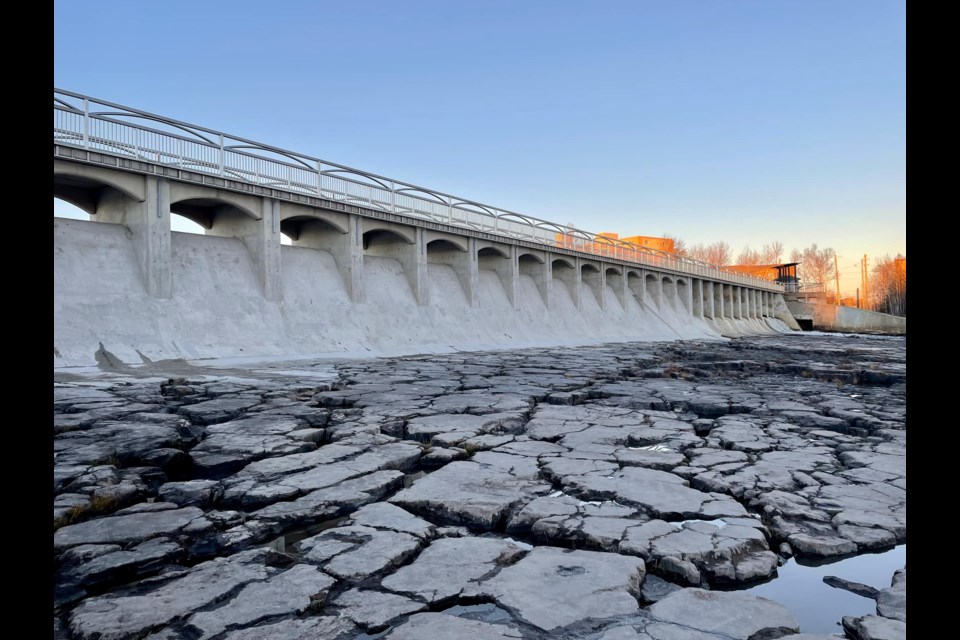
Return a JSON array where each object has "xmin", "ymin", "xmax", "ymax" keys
[
  {"xmin": 55, "ymin": 217, "xmax": 786, "ymax": 367},
  {"xmin": 53, "ymin": 334, "xmax": 906, "ymax": 638}
]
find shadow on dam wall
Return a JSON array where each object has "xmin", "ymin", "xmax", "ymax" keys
[{"xmin": 55, "ymin": 218, "xmax": 785, "ymax": 367}]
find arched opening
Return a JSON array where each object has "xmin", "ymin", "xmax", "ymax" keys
[
  {"xmin": 552, "ymin": 258, "xmax": 577, "ymax": 304},
  {"xmin": 427, "ymin": 239, "xmax": 470, "ymax": 301},
  {"xmin": 53, "ymin": 197, "xmax": 90, "ymax": 221},
  {"xmin": 53, "ymin": 173, "xmax": 138, "ymax": 228},
  {"xmin": 645, "ymin": 274, "xmax": 661, "ymax": 310},
  {"xmin": 677, "ymin": 279, "xmax": 691, "ymax": 313},
  {"xmin": 580, "ymin": 263, "xmax": 602, "ymax": 306},
  {"xmin": 627, "ymin": 271, "xmax": 644, "ymax": 305},
  {"xmin": 518, "ymin": 253, "xmax": 548, "ymax": 307},
  {"xmin": 604, "ymin": 267, "xmax": 624, "ymax": 310},
  {"xmin": 282, "ymin": 216, "xmax": 343, "ymax": 246},
  {"xmin": 428, "ymin": 239, "xmax": 466, "ymax": 255},
  {"xmin": 363, "ymin": 229, "xmax": 413, "ymax": 253},
  {"xmin": 478, "ymin": 245, "xmax": 510, "ymax": 264}
]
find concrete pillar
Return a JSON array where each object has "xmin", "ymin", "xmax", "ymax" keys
[
  {"xmin": 545, "ymin": 257, "xmax": 554, "ymax": 310},
  {"xmin": 348, "ymin": 215, "xmax": 365, "ymax": 304},
  {"xmin": 735, "ymin": 287, "xmax": 743, "ymax": 320},
  {"xmin": 97, "ymin": 176, "xmax": 172, "ymax": 299},
  {"xmin": 705, "ymin": 281, "xmax": 715, "ymax": 319},
  {"xmin": 411, "ymin": 228, "xmax": 428, "ymax": 305},
  {"xmin": 255, "ymin": 198, "xmax": 283, "ymax": 302},
  {"xmin": 509, "ymin": 246, "xmax": 520, "ymax": 310},
  {"xmin": 685, "ymin": 280, "xmax": 695, "ymax": 316},
  {"xmin": 467, "ymin": 238, "xmax": 480, "ymax": 307}
]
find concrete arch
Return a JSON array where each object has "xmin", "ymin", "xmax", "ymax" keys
[
  {"xmin": 478, "ymin": 245, "xmax": 510, "ymax": 259},
  {"xmin": 425, "ymin": 231, "xmax": 469, "ymax": 253},
  {"xmin": 53, "ymin": 173, "xmax": 145, "ymax": 216},
  {"xmin": 362, "ymin": 220, "xmax": 416, "ymax": 245},
  {"xmin": 281, "ymin": 215, "xmax": 345, "ymax": 241},
  {"xmin": 518, "ymin": 250, "xmax": 546, "ymax": 264},
  {"xmin": 551, "ymin": 257, "xmax": 576, "ymax": 270},
  {"xmin": 363, "ymin": 228, "xmax": 414, "ymax": 250},
  {"xmin": 605, "ymin": 266, "xmax": 623, "ymax": 276},
  {"xmin": 54, "ymin": 159, "xmax": 146, "ymax": 214},
  {"xmin": 427, "ymin": 239, "xmax": 466, "ymax": 253},
  {"xmin": 169, "ymin": 184, "xmax": 261, "ymax": 221},
  {"xmin": 278, "ymin": 202, "xmax": 349, "ymax": 234},
  {"xmin": 581, "ymin": 262, "xmax": 601, "ymax": 273},
  {"xmin": 170, "ymin": 198, "xmax": 259, "ymax": 230}
]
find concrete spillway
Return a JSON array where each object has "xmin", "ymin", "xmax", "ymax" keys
[{"xmin": 54, "ymin": 218, "xmax": 789, "ymax": 368}]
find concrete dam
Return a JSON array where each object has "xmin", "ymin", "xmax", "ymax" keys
[{"xmin": 53, "ymin": 89, "xmax": 797, "ymax": 368}]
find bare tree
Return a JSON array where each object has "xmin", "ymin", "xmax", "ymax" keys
[
  {"xmin": 688, "ymin": 241, "xmax": 731, "ymax": 267},
  {"xmin": 760, "ymin": 241, "xmax": 784, "ymax": 264},
  {"xmin": 736, "ymin": 246, "xmax": 763, "ymax": 265},
  {"xmin": 869, "ymin": 254, "xmax": 906, "ymax": 316},
  {"xmin": 795, "ymin": 243, "xmax": 836, "ymax": 285},
  {"xmin": 662, "ymin": 234, "xmax": 688, "ymax": 256}
]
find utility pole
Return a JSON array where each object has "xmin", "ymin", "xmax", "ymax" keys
[
  {"xmin": 863, "ymin": 254, "xmax": 869, "ymax": 311},
  {"xmin": 857, "ymin": 256, "xmax": 867, "ymax": 309},
  {"xmin": 834, "ymin": 253, "xmax": 841, "ymax": 305}
]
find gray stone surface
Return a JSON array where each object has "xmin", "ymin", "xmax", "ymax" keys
[
  {"xmin": 68, "ymin": 550, "xmax": 270, "ymax": 639},
  {"xmin": 53, "ymin": 336, "xmax": 907, "ymax": 637},
  {"xmin": 331, "ymin": 588, "xmax": 426, "ymax": 631},
  {"xmin": 184, "ymin": 564, "xmax": 335, "ymax": 638},
  {"xmin": 54, "ymin": 506, "xmax": 207, "ymax": 551},
  {"xmin": 381, "ymin": 536, "xmax": 526, "ymax": 603},
  {"xmin": 648, "ymin": 588, "xmax": 800, "ymax": 639},
  {"xmin": 480, "ymin": 547, "xmax": 645, "ymax": 631},
  {"xmin": 383, "ymin": 613, "xmax": 523, "ymax": 640}
]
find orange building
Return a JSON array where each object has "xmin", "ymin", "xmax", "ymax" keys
[
  {"xmin": 553, "ymin": 232, "xmax": 676, "ymax": 255},
  {"xmin": 724, "ymin": 264, "xmax": 781, "ymax": 280}
]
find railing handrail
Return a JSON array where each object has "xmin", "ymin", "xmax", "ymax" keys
[{"xmin": 53, "ymin": 88, "xmax": 782, "ymax": 291}]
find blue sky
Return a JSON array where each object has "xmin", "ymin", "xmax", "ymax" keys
[{"xmin": 54, "ymin": 0, "xmax": 904, "ymax": 295}]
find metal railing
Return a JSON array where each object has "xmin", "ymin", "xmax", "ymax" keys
[{"xmin": 54, "ymin": 88, "xmax": 781, "ymax": 291}]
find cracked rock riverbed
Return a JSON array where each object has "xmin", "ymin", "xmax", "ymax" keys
[{"xmin": 53, "ymin": 334, "xmax": 906, "ymax": 638}]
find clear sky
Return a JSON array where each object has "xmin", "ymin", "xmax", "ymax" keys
[{"xmin": 54, "ymin": 0, "xmax": 905, "ymax": 296}]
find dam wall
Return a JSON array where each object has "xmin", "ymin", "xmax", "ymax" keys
[{"xmin": 54, "ymin": 218, "xmax": 788, "ymax": 367}]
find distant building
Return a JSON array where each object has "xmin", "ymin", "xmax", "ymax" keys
[
  {"xmin": 724, "ymin": 262, "xmax": 799, "ymax": 286},
  {"xmin": 553, "ymin": 232, "xmax": 676, "ymax": 255}
]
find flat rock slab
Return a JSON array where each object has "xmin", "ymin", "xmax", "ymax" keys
[
  {"xmin": 648, "ymin": 588, "xmax": 800, "ymax": 639},
  {"xmin": 876, "ymin": 567, "xmax": 906, "ymax": 622},
  {"xmin": 220, "ymin": 616, "xmax": 356, "ymax": 640},
  {"xmin": 54, "ymin": 506, "xmax": 207, "ymax": 551},
  {"xmin": 298, "ymin": 524, "xmax": 422, "ymax": 582},
  {"xmin": 389, "ymin": 460, "xmax": 550, "ymax": 529},
  {"xmin": 565, "ymin": 467, "xmax": 748, "ymax": 520},
  {"xmin": 383, "ymin": 612, "xmax": 523, "ymax": 640},
  {"xmin": 479, "ymin": 547, "xmax": 645, "ymax": 631},
  {"xmin": 184, "ymin": 564, "xmax": 335, "ymax": 638},
  {"xmin": 68, "ymin": 550, "xmax": 271, "ymax": 640},
  {"xmin": 381, "ymin": 536, "xmax": 526, "ymax": 604},
  {"xmin": 331, "ymin": 589, "xmax": 426, "ymax": 631},
  {"xmin": 842, "ymin": 614, "xmax": 907, "ymax": 640}
]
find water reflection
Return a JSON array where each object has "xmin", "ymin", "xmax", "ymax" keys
[{"xmin": 744, "ymin": 544, "xmax": 905, "ymax": 635}]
